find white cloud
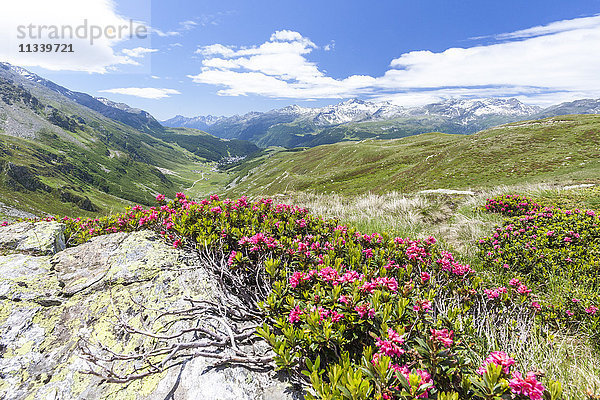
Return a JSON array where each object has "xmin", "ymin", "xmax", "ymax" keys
[
  {"xmin": 122, "ymin": 47, "xmax": 157, "ymax": 58},
  {"xmin": 180, "ymin": 20, "xmax": 197, "ymax": 31},
  {"xmin": 494, "ymin": 13, "xmax": 600, "ymax": 40},
  {"xmin": 196, "ymin": 43, "xmax": 235, "ymax": 57},
  {"xmin": 0, "ymin": 0, "xmax": 150, "ymax": 73},
  {"xmin": 99, "ymin": 87, "xmax": 181, "ymax": 99},
  {"xmin": 152, "ymin": 28, "xmax": 180, "ymax": 37},
  {"xmin": 190, "ymin": 16, "xmax": 600, "ymax": 105}
]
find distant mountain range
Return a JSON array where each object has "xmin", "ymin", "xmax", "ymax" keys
[{"xmin": 163, "ymin": 97, "xmax": 600, "ymax": 148}]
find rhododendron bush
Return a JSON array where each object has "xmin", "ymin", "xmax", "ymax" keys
[
  {"xmin": 479, "ymin": 195, "xmax": 600, "ymax": 336},
  {"xmin": 41, "ymin": 194, "xmax": 571, "ymax": 398}
]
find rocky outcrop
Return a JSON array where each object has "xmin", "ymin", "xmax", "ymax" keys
[
  {"xmin": 0, "ymin": 226, "xmax": 298, "ymax": 400},
  {"xmin": 0, "ymin": 221, "xmax": 65, "ymax": 255}
]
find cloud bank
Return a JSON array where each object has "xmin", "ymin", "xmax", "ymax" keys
[
  {"xmin": 190, "ymin": 16, "xmax": 600, "ymax": 105},
  {"xmin": 99, "ymin": 87, "xmax": 180, "ymax": 99}
]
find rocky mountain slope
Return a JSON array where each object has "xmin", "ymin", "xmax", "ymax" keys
[
  {"xmin": 0, "ymin": 63, "xmax": 258, "ymax": 216},
  {"xmin": 533, "ymin": 98, "xmax": 600, "ymax": 119}
]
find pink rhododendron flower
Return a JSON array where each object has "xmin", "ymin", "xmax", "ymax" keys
[
  {"xmin": 586, "ymin": 306, "xmax": 599, "ymax": 315},
  {"xmin": 227, "ymin": 251, "xmax": 238, "ymax": 266},
  {"xmin": 413, "ymin": 299, "xmax": 432, "ymax": 313},
  {"xmin": 360, "ymin": 277, "xmax": 398, "ymax": 293},
  {"xmin": 478, "ymin": 351, "xmax": 515, "ymax": 374},
  {"xmin": 289, "ymin": 271, "xmax": 314, "ymax": 288},
  {"xmin": 317, "ymin": 266, "xmax": 340, "ymax": 283},
  {"xmin": 155, "ymin": 194, "xmax": 165, "ymax": 202},
  {"xmin": 420, "ymin": 271, "xmax": 431, "ymax": 283},
  {"xmin": 509, "ymin": 371, "xmax": 545, "ymax": 400},
  {"xmin": 484, "ymin": 289, "xmax": 500, "ymax": 300},
  {"xmin": 517, "ymin": 284, "xmax": 532, "ymax": 295},
  {"xmin": 431, "ymin": 328, "xmax": 454, "ymax": 347},
  {"xmin": 288, "ymin": 306, "xmax": 303, "ymax": 323},
  {"xmin": 355, "ymin": 304, "xmax": 375, "ymax": 319},
  {"xmin": 375, "ymin": 337, "xmax": 405, "ymax": 357},
  {"xmin": 338, "ymin": 270, "xmax": 360, "ymax": 284},
  {"xmin": 330, "ymin": 311, "xmax": 344, "ymax": 322}
]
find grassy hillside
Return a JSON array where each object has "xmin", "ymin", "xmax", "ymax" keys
[
  {"xmin": 225, "ymin": 114, "xmax": 600, "ymax": 196},
  {"xmin": 254, "ymin": 115, "xmax": 479, "ymax": 148},
  {"xmin": 0, "ymin": 73, "xmax": 244, "ymax": 217},
  {"xmin": 152, "ymin": 127, "xmax": 259, "ymax": 162}
]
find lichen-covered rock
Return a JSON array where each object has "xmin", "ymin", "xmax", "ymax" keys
[
  {"xmin": 0, "ymin": 254, "xmax": 61, "ymax": 303},
  {"xmin": 0, "ymin": 230, "xmax": 298, "ymax": 400},
  {"xmin": 0, "ymin": 221, "xmax": 65, "ymax": 255},
  {"xmin": 52, "ymin": 231, "xmax": 179, "ymax": 296}
]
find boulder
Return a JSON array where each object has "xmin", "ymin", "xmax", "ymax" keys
[
  {"xmin": 0, "ymin": 230, "xmax": 299, "ymax": 400},
  {"xmin": 0, "ymin": 221, "xmax": 65, "ymax": 255}
]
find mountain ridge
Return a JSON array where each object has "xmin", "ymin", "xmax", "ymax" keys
[
  {"xmin": 162, "ymin": 96, "xmax": 598, "ymax": 148},
  {"xmin": 0, "ymin": 63, "xmax": 258, "ymax": 216}
]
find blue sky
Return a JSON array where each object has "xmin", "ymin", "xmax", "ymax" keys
[{"xmin": 2, "ymin": 0, "xmax": 600, "ymax": 119}]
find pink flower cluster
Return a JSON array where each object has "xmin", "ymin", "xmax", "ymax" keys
[
  {"xmin": 413, "ymin": 299, "xmax": 432, "ymax": 313},
  {"xmin": 430, "ymin": 328, "xmax": 454, "ymax": 347},
  {"xmin": 227, "ymin": 251, "xmax": 239, "ymax": 266},
  {"xmin": 509, "ymin": 371, "xmax": 545, "ymax": 400},
  {"xmin": 355, "ymin": 303, "xmax": 376, "ymax": 319},
  {"xmin": 405, "ymin": 241, "xmax": 431, "ymax": 263},
  {"xmin": 289, "ymin": 268, "xmax": 363, "ymax": 288},
  {"xmin": 238, "ymin": 232, "xmax": 279, "ymax": 251},
  {"xmin": 436, "ymin": 251, "xmax": 474, "ymax": 276},
  {"xmin": 360, "ymin": 276, "xmax": 398, "ymax": 293},
  {"xmin": 477, "ymin": 351, "xmax": 515, "ymax": 375},
  {"xmin": 288, "ymin": 306, "xmax": 303, "ymax": 323},
  {"xmin": 484, "ymin": 286, "xmax": 508, "ymax": 300},
  {"xmin": 289, "ymin": 270, "xmax": 316, "ymax": 288},
  {"xmin": 374, "ymin": 328, "xmax": 405, "ymax": 358}
]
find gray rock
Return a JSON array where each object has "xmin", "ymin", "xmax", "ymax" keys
[
  {"xmin": 53, "ymin": 231, "xmax": 178, "ymax": 296},
  {"xmin": 0, "ymin": 253, "xmax": 60, "ymax": 302},
  {"xmin": 0, "ymin": 221, "xmax": 65, "ymax": 255},
  {"xmin": 0, "ymin": 230, "xmax": 300, "ymax": 400}
]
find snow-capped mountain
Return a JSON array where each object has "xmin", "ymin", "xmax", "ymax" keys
[
  {"xmin": 311, "ymin": 99, "xmax": 387, "ymax": 125},
  {"xmin": 96, "ymin": 97, "xmax": 144, "ymax": 114},
  {"xmin": 534, "ymin": 99, "xmax": 600, "ymax": 119},
  {"xmin": 421, "ymin": 98, "xmax": 542, "ymax": 125},
  {"xmin": 162, "ymin": 114, "xmax": 227, "ymax": 131},
  {"xmin": 163, "ymin": 97, "xmax": 542, "ymax": 131},
  {"xmin": 161, "ymin": 96, "xmax": 600, "ymax": 148}
]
